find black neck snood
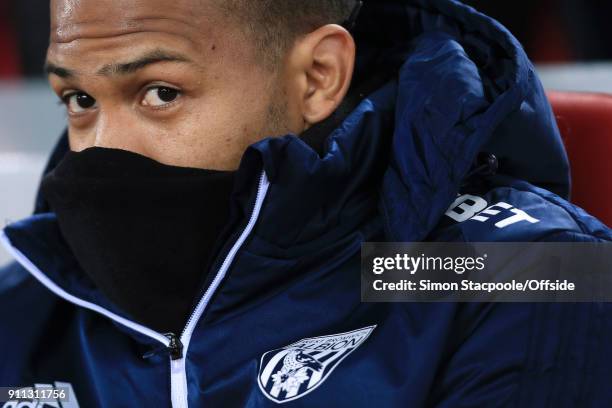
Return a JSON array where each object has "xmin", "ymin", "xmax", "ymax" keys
[{"xmin": 41, "ymin": 147, "xmax": 235, "ymax": 334}]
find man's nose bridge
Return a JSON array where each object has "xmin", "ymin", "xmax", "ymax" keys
[{"xmin": 93, "ymin": 107, "xmax": 141, "ymax": 152}]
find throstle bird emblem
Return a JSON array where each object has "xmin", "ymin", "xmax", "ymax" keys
[{"xmin": 270, "ymin": 350, "xmax": 324, "ymax": 393}]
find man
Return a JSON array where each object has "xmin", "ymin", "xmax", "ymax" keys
[{"xmin": 1, "ymin": 0, "xmax": 611, "ymax": 407}]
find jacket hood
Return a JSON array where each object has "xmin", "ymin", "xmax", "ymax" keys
[{"xmin": 31, "ymin": 0, "xmax": 569, "ymax": 247}]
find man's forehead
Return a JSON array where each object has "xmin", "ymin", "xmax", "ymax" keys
[{"xmin": 50, "ymin": 0, "xmax": 217, "ymax": 44}]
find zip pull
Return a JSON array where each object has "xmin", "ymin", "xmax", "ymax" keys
[
  {"xmin": 165, "ymin": 333, "xmax": 184, "ymax": 360},
  {"xmin": 142, "ymin": 333, "xmax": 184, "ymax": 360}
]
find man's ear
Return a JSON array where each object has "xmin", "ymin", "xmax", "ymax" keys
[{"xmin": 286, "ymin": 24, "xmax": 356, "ymax": 129}]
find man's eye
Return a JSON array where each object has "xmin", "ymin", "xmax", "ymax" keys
[
  {"xmin": 142, "ymin": 87, "xmax": 181, "ymax": 107},
  {"xmin": 64, "ymin": 92, "xmax": 97, "ymax": 114}
]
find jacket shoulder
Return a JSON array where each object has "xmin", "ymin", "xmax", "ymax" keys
[
  {"xmin": 0, "ymin": 260, "xmax": 33, "ymax": 294},
  {"xmin": 432, "ymin": 178, "xmax": 612, "ymax": 242},
  {"xmin": 0, "ymin": 260, "xmax": 61, "ymax": 328}
]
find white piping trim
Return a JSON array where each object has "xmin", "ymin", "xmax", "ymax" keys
[
  {"xmin": 0, "ymin": 230, "xmax": 171, "ymax": 348},
  {"xmin": 181, "ymin": 171, "xmax": 270, "ymax": 350}
]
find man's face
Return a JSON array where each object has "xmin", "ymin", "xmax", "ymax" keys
[{"xmin": 47, "ymin": 0, "xmax": 295, "ymax": 170}]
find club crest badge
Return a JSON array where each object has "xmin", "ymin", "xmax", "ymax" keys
[{"xmin": 258, "ymin": 325, "xmax": 376, "ymax": 404}]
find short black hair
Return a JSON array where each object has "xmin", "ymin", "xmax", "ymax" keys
[{"xmin": 217, "ymin": 0, "xmax": 357, "ymax": 67}]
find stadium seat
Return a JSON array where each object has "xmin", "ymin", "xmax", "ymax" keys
[{"xmin": 547, "ymin": 91, "xmax": 612, "ymax": 227}]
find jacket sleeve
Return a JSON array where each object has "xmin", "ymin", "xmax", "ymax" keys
[
  {"xmin": 425, "ymin": 230, "xmax": 612, "ymax": 407},
  {"xmin": 428, "ymin": 303, "xmax": 612, "ymax": 407}
]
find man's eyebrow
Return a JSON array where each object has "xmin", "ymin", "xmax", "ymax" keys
[
  {"xmin": 97, "ymin": 49, "xmax": 193, "ymax": 76},
  {"xmin": 44, "ymin": 63, "xmax": 75, "ymax": 78},
  {"xmin": 44, "ymin": 49, "xmax": 193, "ymax": 79}
]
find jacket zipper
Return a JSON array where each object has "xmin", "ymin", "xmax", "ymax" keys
[
  {"xmin": 169, "ymin": 170, "xmax": 270, "ymax": 408},
  {"xmin": 1, "ymin": 170, "xmax": 270, "ymax": 408}
]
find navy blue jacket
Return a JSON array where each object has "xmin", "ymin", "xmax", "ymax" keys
[{"xmin": 1, "ymin": 1, "xmax": 611, "ymax": 407}]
